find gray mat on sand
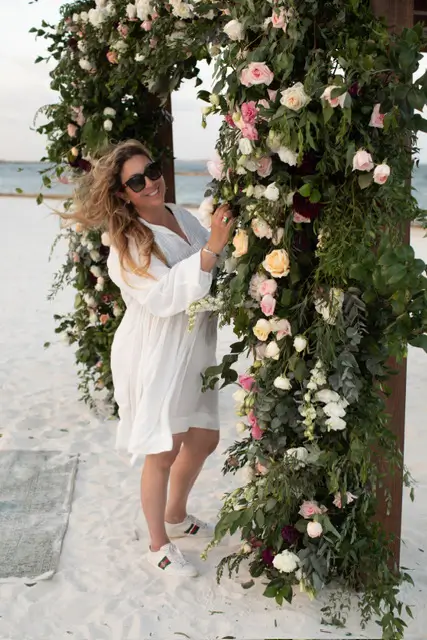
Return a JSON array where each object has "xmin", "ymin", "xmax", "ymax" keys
[{"xmin": 0, "ymin": 450, "xmax": 79, "ymax": 583}]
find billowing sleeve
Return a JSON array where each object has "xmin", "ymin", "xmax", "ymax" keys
[{"xmin": 107, "ymin": 245, "xmax": 212, "ymax": 318}]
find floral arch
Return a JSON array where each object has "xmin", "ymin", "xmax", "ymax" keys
[{"xmin": 34, "ymin": 1, "xmax": 427, "ymax": 636}]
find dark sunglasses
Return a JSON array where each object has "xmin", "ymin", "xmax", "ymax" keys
[{"xmin": 122, "ymin": 161, "xmax": 163, "ymax": 193}]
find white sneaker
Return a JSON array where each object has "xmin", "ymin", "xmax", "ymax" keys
[
  {"xmin": 165, "ymin": 514, "xmax": 215, "ymax": 539},
  {"xmin": 146, "ymin": 542, "xmax": 199, "ymax": 577}
]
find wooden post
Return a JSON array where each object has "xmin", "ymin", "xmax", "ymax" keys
[
  {"xmin": 157, "ymin": 95, "xmax": 176, "ymax": 204},
  {"xmin": 370, "ymin": 0, "xmax": 413, "ymax": 567}
]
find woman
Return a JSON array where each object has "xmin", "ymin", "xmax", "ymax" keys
[{"xmin": 72, "ymin": 140, "xmax": 233, "ymax": 577}]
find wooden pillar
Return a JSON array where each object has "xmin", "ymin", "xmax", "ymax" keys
[
  {"xmin": 157, "ymin": 95, "xmax": 176, "ymax": 204},
  {"xmin": 370, "ymin": 0, "xmax": 413, "ymax": 567}
]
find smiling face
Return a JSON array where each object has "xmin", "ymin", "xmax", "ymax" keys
[{"xmin": 119, "ymin": 154, "xmax": 166, "ymax": 214}]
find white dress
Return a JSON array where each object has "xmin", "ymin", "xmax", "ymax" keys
[{"xmin": 107, "ymin": 204, "xmax": 219, "ymax": 461}]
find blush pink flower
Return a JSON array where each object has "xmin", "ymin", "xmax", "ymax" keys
[
  {"xmin": 369, "ymin": 103, "xmax": 385, "ymax": 128},
  {"xmin": 261, "ymin": 294, "xmax": 276, "ymax": 317},
  {"xmin": 117, "ymin": 23, "xmax": 129, "ymax": 37},
  {"xmin": 247, "ymin": 410, "xmax": 258, "ymax": 428},
  {"xmin": 298, "ymin": 500, "xmax": 323, "ymax": 519},
  {"xmin": 241, "ymin": 101, "xmax": 258, "ymax": 124},
  {"xmin": 293, "ymin": 212, "xmax": 311, "ymax": 223},
  {"xmin": 106, "ymin": 51, "xmax": 118, "ymax": 64},
  {"xmin": 257, "ymin": 99, "xmax": 270, "ymax": 112},
  {"xmin": 207, "ymin": 153, "xmax": 224, "ymax": 180},
  {"xmin": 256, "ymin": 156, "xmax": 273, "ymax": 178},
  {"xmin": 268, "ymin": 89, "xmax": 278, "ymax": 102},
  {"xmin": 71, "ymin": 106, "xmax": 85, "ymax": 127},
  {"xmin": 67, "ymin": 123, "xmax": 78, "ymax": 137},
  {"xmin": 241, "ymin": 123, "xmax": 259, "ymax": 140},
  {"xmin": 141, "ymin": 20, "xmax": 152, "ymax": 31},
  {"xmin": 333, "ymin": 491, "xmax": 357, "ymax": 509},
  {"xmin": 259, "ymin": 279, "xmax": 277, "ymax": 297},
  {"xmin": 271, "ymin": 9, "xmax": 287, "ymax": 30},
  {"xmin": 251, "ymin": 423, "xmax": 263, "ymax": 440},
  {"xmin": 238, "ymin": 373, "xmax": 256, "ymax": 392},
  {"xmin": 240, "ymin": 62, "xmax": 274, "ymax": 87},
  {"xmin": 373, "ymin": 163, "xmax": 390, "ymax": 185},
  {"xmin": 270, "ymin": 317, "xmax": 292, "ymax": 340},
  {"xmin": 352, "ymin": 149, "xmax": 374, "ymax": 172}
]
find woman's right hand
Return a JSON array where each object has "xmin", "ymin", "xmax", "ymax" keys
[{"xmin": 208, "ymin": 203, "xmax": 235, "ymax": 255}]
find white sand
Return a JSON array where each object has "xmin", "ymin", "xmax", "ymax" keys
[{"xmin": 0, "ymin": 196, "xmax": 426, "ymax": 640}]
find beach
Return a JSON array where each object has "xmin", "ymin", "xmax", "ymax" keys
[{"xmin": 0, "ymin": 196, "xmax": 426, "ymax": 640}]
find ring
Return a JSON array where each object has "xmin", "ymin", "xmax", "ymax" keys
[{"xmin": 222, "ymin": 216, "xmax": 229, "ymax": 224}]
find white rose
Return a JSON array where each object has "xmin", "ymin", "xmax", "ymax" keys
[
  {"xmin": 198, "ymin": 196, "xmax": 215, "ymax": 228},
  {"xmin": 323, "ymin": 402, "xmax": 346, "ymax": 418},
  {"xmin": 103, "ymin": 107, "xmax": 116, "ymax": 117},
  {"xmin": 253, "ymin": 318, "xmax": 272, "ymax": 341},
  {"xmin": 325, "ymin": 416, "xmax": 347, "ymax": 431},
  {"xmin": 285, "ymin": 447, "xmax": 309, "ymax": 469},
  {"xmin": 315, "ymin": 389, "xmax": 340, "ymax": 404},
  {"xmin": 101, "ymin": 231, "xmax": 111, "ymax": 246},
  {"xmin": 280, "ymin": 82, "xmax": 310, "ymax": 111},
  {"xmin": 113, "ymin": 303, "xmax": 122, "ymax": 318},
  {"xmin": 90, "ymin": 265, "xmax": 102, "ymax": 278},
  {"xmin": 272, "ymin": 227, "xmax": 284, "ymax": 246},
  {"xmin": 254, "ymin": 185, "xmax": 266, "ymax": 199},
  {"xmin": 89, "ymin": 250, "xmax": 101, "ymax": 261},
  {"xmin": 241, "ymin": 464, "xmax": 255, "ymax": 484},
  {"xmin": 265, "ymin": 341, "xmax": 280, "ymax": 360},
  {"xmin": 236, "ymin": 166, "xmax": 248, "ymax": 175},
  {"xmin": 223, "ymin": 19, "xmax": 245, "ymax": 41},
  {"xmin": 126, "ymin": 3, "xmax": 137, "ymax": 19},
  {"xmin": 251, "ymin": 217, "xmax": 273, "ymax": 239},
  {"xmin": 80, "ymin": 11, "xmax": 89, "ymax": 23},
  {"xmin": 293, "ymin": 335, "xmax": 307, "ymax": 352},
  {"xmin": 104, "ymin": 119, "xmax": 113, "ymax": 132},
  {"xmin": 236, "ymin": 421, "xmax": 247, "ymax": 434},
  {"xmin": 77, "ymin": 40, "xmax": 87, "ymax": 53},
  {"xmin": 95, "ymin": 277, "xmax": 105, "ymax": 292},
  {"xmin": 88, "ymin": 311, "xmax": 98, "ymax": 325},
  {"xmin": 278, "ymin": 147, "xmax": 298, "ymax": 166},
  {"xmin": 264, "ymin": 183, "xmax": 280, "ymax": 202},
  {"xmin": 84, "ymin": 293, "xmax": 97, "ymax": 307},
  {"xmin": 273, "ymin": 376, "xmax": 292, "ymax": 390},
  {"xmin": 233, "ymin": 388, "xmax": 248, "ymax": 405},
  {"xmin": 79, "ymin": 58, "xmax": 94, "ymax": 72},
  {"xmin": 241, "ymin": 542, "xmax": 252, "ymax": 554},
  {"xmin": 273, "ymin": 550, "xmax": 299, "ymax": 573},
  {"xmin": 245, "ymin": 184, "xmax": 255, "ymax": 197},
  {"xmin": 239, "ymin": 138, "xmax": 253, "ymax": 155},
  {"xmin": 135, "ymin": 53, "xmax": 145, "ymax": 62},
  {"xmin": 307, "ymin": 521, "xmax": 323, "ymax": 538}
]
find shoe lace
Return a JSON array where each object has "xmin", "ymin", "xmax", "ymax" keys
[{"xmin": 167, "ymin": 543, "xmax": 190, "ymax": 568}]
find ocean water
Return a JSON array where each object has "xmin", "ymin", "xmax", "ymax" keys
[
  {"xmin": 1, "ymin": 160, "xmax": 427, "ymax": 209},
  {"xmin": 0, "ymin": 160, "xmax": 210, "ymax": 208}
]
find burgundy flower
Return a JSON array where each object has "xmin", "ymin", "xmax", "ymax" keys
[
  {"xmin": 261, "ymin": 547, "xmax": 275, "ymax": 565},
  {"xmin": 281, "ymin": 525, "xmax": 299, "ymax": 545},
  {"xmin": 78, "ymin": 158, "xmax": 92, "ymax": 173},
  {"xmin": 293, "ymin": 193, "xmax": 322, "ymax": 221},
  {"xmin": 349, "ymin": 82, "xmax": 360, "ymax": 98},
  {"xmin": 297, "ymin": 153, "xmax": 318, "ymax": 176},
  {"xmin": 68, "ymin": 38, "xmax": 78, "ymax": 51}
]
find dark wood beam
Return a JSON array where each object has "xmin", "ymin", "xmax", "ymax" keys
[{"xmin": 370, "ymin": 0, "xmax": 413, "ymax": 568}]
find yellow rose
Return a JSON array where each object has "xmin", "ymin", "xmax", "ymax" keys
[
  {"xmin": 232, "ymin": 229, "xmax": 249, "ymax": 258},
  {"xmin": 263, "ymin": 249, "xmax": 290, "ymax": 278},
  {"xmin": 253, "ymin": 319, "xmax": 272, "ymax": 342}
]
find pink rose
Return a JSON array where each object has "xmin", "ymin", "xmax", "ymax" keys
[
  {"xmin": 106, "ymin": 51, "xmax": 118, "ymax": 64},
  {"xmin": 67, "ymin": 123, "xmax": 78, "ymax": 137},
  {"xmin": 369, "ymin": 103, "xmax": 385, "ymax": 129},
  {"xmin": 373, "ymin": 163, "xmax": 390, "ymax": 185},
  {"xmin": 141, "ymin": 20, "xmax": 152, "ymax": 31},
  {"xmin": 352, "ymin": 149, "xmax": 374, "ymax": 172},
  {"xmin": 240, "ymin": 62, "xmax": 274, "ymax": 87},
  {"xmin": 261, "ymin": 294, "xmax": 276, "ymax": 317},
  {"xmin": 71, "ymin": 106, "xmax": 85, "ymax": 127},
  {"xmin": 271, "ymin": 9, "xmax": 287, "ymax": 30},
  {"xmin": 259, "ymin": 279, "xmax": 277, "ymax": 297},
  {"xmin": 225, "ymin": 114, "xmax": 236, "ymax": 128},
  {"xmin": 99, "ymin": 314, "xmax": 110, "ymax": 325},
  {"xmin": 270, "ymin": 317, "xmax": 292, "ymax": 339},
  {"xmin": 298, "ymin": 500, "xmax": 324, "ymax": 518},
  {"xmin": 293, "ymin": 212, "xmax": 311, "ymax": 223},
  {"xmin": 72, "ymin": 252, "xmax": 80, "ymax": 263},
  {"xmin": 268, "ymin": 89, "xmax": 278, "ymax": 102},
  {"xmin": 207, "ymin": 153, "xmax": 224, "ymax": 180},
  {"xmin": 238, "ymin": 373, "xmax": 256, "ymax": 391},
  {"xmin": 241, "ymin": 123, "xmax": 259, "ymax": 140},
  {"xmin": 117, "ymin": 23, "xmax": 129, "ymax": 37},
  {"xmin": 321, "ymin": 85, "xmax": 346, "ymax": 108},
  {"xmin": 251, "ymin": 423, "xmax": 263, "ymax": 440},
  {"xmin": 241, "ymin": 101, "xmax": 258, "ymax": 124},
  {"xmin": 256, "ymin": 156, "xmax": 273, "ymax": 178}
]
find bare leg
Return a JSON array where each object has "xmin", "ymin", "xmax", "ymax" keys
[
  {"xmin": 165, "ymin": 428, "xmax": 220, "ymax": 524},
  {"xmin": 140, "ymin": 434, "xmax": 185, "ymax": 551}
]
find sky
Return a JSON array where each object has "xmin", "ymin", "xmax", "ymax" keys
[{"xmin": 0, "ymin": 1, "xmax": 426, "ymax": 162}]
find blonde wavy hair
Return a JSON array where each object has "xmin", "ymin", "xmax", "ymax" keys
[{"xmin": 66, "ymin": 139, "xmax": 166, "ymax": 278}]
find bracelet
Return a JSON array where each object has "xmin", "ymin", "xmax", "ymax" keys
[{"xmin": 202, "ymin": 246, "xmax": 221, "ymax": 259}]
